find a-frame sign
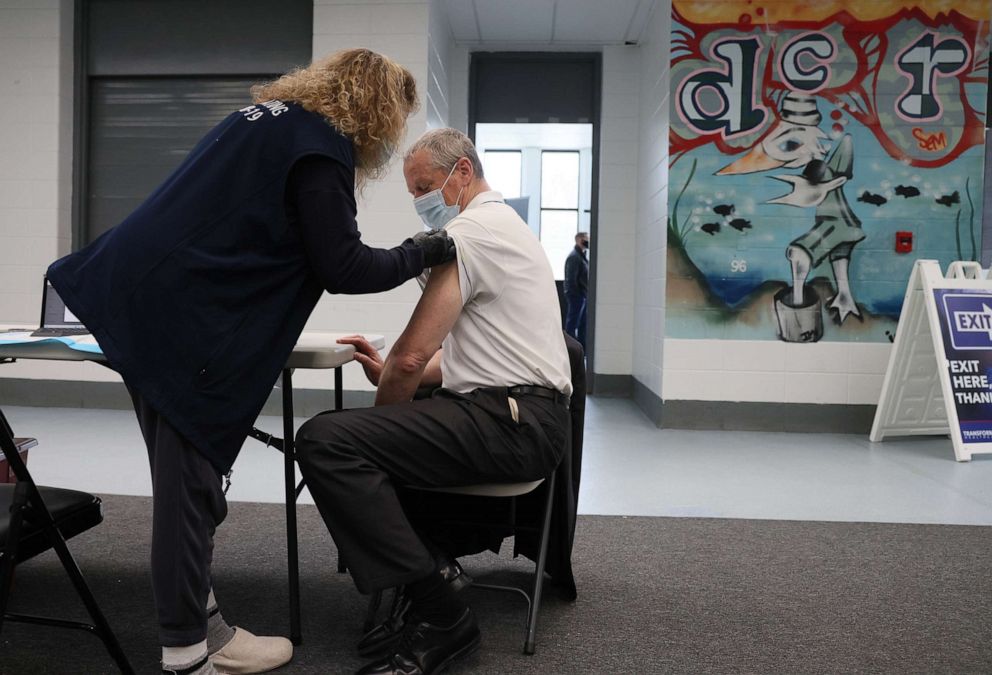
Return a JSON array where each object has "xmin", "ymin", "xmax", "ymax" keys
[{"xmin": 871, "ymin": 259, "xmax": 992, "ymax": 462}]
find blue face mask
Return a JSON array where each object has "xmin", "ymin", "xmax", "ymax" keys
[{"xmin": 414, "ymin": 164, "xmax": 463, "ymax": 231}]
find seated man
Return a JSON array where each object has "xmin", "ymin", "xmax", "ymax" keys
[{"xmin": 296, "ymin": 127, "xmax": 572, "ymax": 675}]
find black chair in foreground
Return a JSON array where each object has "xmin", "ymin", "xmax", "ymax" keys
[
  {"xmin": 0, "ymin": 407, "xmax": 133, "ymax": 674},
  {"xmin": 368, "ymin": 333, "xmax": 586, "ymax": 655}
]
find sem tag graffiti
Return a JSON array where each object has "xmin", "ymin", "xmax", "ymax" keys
[{"xmin": 667, "ymin": 1, "xmax": 990, "ymax": 343}]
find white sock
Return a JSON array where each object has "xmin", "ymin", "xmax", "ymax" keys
[
  {"xmin": 162, "ymin": 640, "xmax": 208, "ymax": 673},
  {"xmin": 205, "ymin": 588, "xmax": 236, "ymax": 654}
]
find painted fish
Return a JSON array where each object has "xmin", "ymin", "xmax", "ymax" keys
[
  {"xmin": 700, "ymin": 222, "xmax": 721, "ymax": 235},
  {"xmin": 895, "ymin": 185, "xmax": 920, "ymax": 198},
  {"xmin": 728, "ymin": 218, "xmax": 752, "ymax": 231},
  {"xmin": 857, "ymin": 191, "xmax": 887, "ymax": 206},
  {"xmin": 713, "ymin": 204, "xmax": 735, "ymax": 217},
  {"xmin": 935, "ymin": 191, "xmax": 960, "ymax": 207}
]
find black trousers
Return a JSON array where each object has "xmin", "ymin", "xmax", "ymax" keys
[
  {"xmin": 565, "ymin": 292, "xmax": 587, "ymax": 351},
  {"xmin": 296, "ymin": 386, "xmax": 569, "ymax": 594},
  {"xmin": 129, "ymin": 387, "xmax": 228, "ymax": 647}
]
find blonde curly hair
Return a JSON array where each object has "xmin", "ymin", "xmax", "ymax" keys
[{"xmin": 251, "ymin": 48, "xmax": 419, "ymax": 191}]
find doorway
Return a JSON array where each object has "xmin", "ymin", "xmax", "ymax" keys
[{"xmin": 469, "ymin": 53, "xmax": 601, "ymax": 385}]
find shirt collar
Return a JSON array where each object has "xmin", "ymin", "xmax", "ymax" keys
[{"xmin": 465, "ymin": 190, "xmax": 504, "ymax": 210}]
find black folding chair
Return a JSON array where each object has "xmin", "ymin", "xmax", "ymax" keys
[{"xmin": 0, "ymin": 407, "xmax": 133, "ymax": 673}]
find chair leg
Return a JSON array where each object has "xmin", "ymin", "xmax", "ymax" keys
[
  {"xmin": 0, "ymin": 481, "xmax": 29, "ymax": 635},
  {"xmin": 48, "ymin": 531, "xmax": 134, "ymax": 673},
  {"xmin": 523, "ymin": 471, "xmax": 556, "ymax": 655}
]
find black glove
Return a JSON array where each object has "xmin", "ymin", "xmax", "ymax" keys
[{"xmin": 410, "ymin": 229, "xmax": 457, "ymax": 268}]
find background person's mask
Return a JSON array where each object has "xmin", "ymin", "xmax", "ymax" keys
[{"xmin": 414, "ymin": 163, "xmax": 463, "ymax": 231}]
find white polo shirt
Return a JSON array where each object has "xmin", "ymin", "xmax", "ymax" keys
[{"xmin": 431, "ymin": 190, "xmax": 573, "ymax": 396}]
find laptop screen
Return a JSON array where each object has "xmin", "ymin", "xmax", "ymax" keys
[{"xmin": 41, "ymin": 280, "xmax": 84, "ymax": 329}]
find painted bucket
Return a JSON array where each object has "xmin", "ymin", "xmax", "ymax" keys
[{"xmin": 774, "ymin": 285, "xmax": 823, "ymax": 342}]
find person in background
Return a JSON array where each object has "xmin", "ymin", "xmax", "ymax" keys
[
  {"xmin": 46, "ymin": 49, "xmax": 455, "ymax": 675},
  {"xmin": 564, "ymin": 231, "xmax": 589, "ymax": 350},
  {"xmin": 296, "ymin": 127, "xmax": 572, "ymax": 675}
]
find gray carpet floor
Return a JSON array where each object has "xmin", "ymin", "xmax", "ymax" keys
[{"xmin": 2, "ymin": 496, "xmax": 992, "ymax": 674}]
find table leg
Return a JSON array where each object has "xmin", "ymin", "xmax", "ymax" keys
[
  {"xmin": 282, "ymin": 368, "xmax": 302, "ymax": 645},
  {"xmin": 333, "ymin": 364, "xmax": 347, "ymax": 574}
]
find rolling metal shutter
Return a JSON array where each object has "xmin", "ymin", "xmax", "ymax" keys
[{"xmin": 79, "ymin": 0, "xmax": 312, "ymax": 243}]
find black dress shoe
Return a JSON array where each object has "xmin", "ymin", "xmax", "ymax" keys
[
  {"xmin": 355, "ymin": 607, "xmax": 480, "ymax": 675},
  {"xmin": 439, "ymin": 557, "xmax": 473, "ymax": 594},
  {"xmin": 358, "ymin": 559, "xmax": 472, "ymax": 657},
  {"xmin": 358, "ymin": 589, "xmax": 412, "ymax": 657}
]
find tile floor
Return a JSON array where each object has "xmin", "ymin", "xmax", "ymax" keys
[{"xmin": 6, "ymin": 396, "xmax": 992, "ymax": 525}]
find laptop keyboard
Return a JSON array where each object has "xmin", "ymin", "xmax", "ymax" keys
[{"xmin": 30, "ymin": 327, "xmax": 90, "ymax": 337}]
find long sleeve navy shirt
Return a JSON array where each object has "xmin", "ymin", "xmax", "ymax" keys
[
  {"xmin": 288, "ymin": 154, "xmax": 420, "ymax": 293},
  {"xmin": 49, "ymin": 102, "xmax": 424, "ymax": 472}
]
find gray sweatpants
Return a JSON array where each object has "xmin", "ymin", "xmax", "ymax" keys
[{"xmin": 129, "ymin": 387, "xmax": 228, "ymax": 647}]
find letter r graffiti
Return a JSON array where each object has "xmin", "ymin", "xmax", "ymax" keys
[
  {"xmin": 895, "ymin": 32, "xmax": 970, "ymax": 122},
  {"xmin": 677, "ymin": 37, "xmax": 767, "ymax": 139}
]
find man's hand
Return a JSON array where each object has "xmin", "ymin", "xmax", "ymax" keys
[
  {"xmin": 410, "ymin": 229, "xmax": 457, "ymax": 268},
  {"xmin": 337, "ymin": 335, "xmax": 384, "ymax": 386}
]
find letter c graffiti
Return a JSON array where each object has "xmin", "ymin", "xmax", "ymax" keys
[{"xmin": 779, "ymin": 32, "xmax": 836, "ymax": 93}]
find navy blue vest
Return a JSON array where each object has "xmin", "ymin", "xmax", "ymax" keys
[{"xmin": 49, "ymin": 102, "xmax": 355, "ymax": 472}]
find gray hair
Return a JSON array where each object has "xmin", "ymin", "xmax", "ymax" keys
[{"xmin": 404, "ymin": 127, "xmax": 485, "ymax": 178}]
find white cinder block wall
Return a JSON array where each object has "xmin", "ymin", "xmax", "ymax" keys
[
  {"xmin": 656, "ymin": 0, "xmax": 891, "ymax": 405},
  {"xmin": 426, "ymin": 0, "xmax": 451, "ymax": 128},
  {"xmin": 446, "ymin": 44, "xmax": 469, "ymax": 132},
  {"xmin": 0, "ymin": 0, "xmax": 440, "ymax": 392},
  {"xmin": 631, "ymin": 1, "xmax": 669, "ymax": 398},
  {"xmin": 0, "ymin": 0, "xmax": 645, "ymax": 395},
  {"xmin": 0, "ymin": 0, "xmax": 112, "ymax": 385},
  {"xmin": 596, "ymin": 47, "xmax": 640, "ymax": 377},
  {"xmin": 290, "ymin": 0, "xmax": 437, "ymax": 393},
  {"xmin": 0, "ymin": 0, "xmax": 889, "ymax": 408},
  {"xmin": 661, "ymin": 339, "xmax": 891, "ymax": 405},
  {"xmin": 439, "ymin": 0, "xmax": 890, "ymax": 409},
  {"xmin": 0, "ymin": 1, "xmax": 65, "ymax": 325}
]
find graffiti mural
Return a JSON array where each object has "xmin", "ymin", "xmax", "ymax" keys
[{"xmin": 668, "ymin": 1, "xmax": 990, "ymax": 342}]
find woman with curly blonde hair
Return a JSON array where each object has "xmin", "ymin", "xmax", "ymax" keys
[
  {"xmin": 252, "ymin": 47, "xmax": 419, "ymax": 191},
  {"xmin": 46, "ymin": 47, "xmax": 455, "ymax": 675}
]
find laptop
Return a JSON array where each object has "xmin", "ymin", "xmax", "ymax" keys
[{"xmin": 30, "ymin": 278, "xmax": 89, "ymax": 337}]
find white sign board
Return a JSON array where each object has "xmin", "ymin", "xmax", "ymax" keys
[{"xmin": 870, "ymin": 259, "xmax": 992, "ymax": 462}]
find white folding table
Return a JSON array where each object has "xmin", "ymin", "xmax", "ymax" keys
[{"xmin": 0, "ymin": 329, "xmax": 383, "ymax": 645}]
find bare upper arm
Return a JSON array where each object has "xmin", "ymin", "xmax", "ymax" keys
[{"xmin": 390, "ymin": 261, "xmax": 462, "ymax": 367}]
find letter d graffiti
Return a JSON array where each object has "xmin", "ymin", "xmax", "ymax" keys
[{"xmin": 677, "ymin": 37, "xmax": 767, "ymax": 139}]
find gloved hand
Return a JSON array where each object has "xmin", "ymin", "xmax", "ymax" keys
[{"xmin": 410, "ymin": 228, "xmax": 457, "ymax": 267}]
